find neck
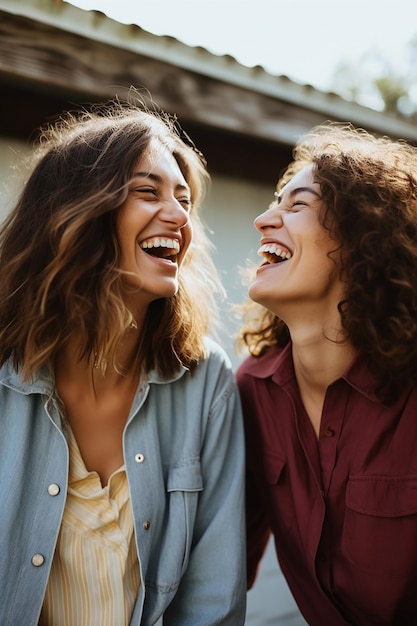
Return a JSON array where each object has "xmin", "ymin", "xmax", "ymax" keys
[
  {"xmin": 288, "ymin": 315, "xmax": 357, "ymax": 438},
  {"xmin": 291, "ymin": 334, "xmax": 356, "ymax": 392},
  {"xmin": 280, "ymin": 296, "xmax": 354, "ymax": 386},
  {"xmin": 53, "ymin": 326, "xmax": 142, "ymax": 486},
  {"xmin": 54, "ymin": 325, "xmax": 141, "ymax": 401}
]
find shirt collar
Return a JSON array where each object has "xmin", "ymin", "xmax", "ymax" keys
[
  {"xmin": 0, "ymin": 360, "xmax": 55, "ymax": 395},
  {"xmin": 340, "ymin": 352, "xmax": 380, "ymax": 402},
  {"xmin": 0, "ymin": 358, "xmax": 188, "ymax": 395},
  {"xmin": 247, "ymin": 343, "xmax": 381, "ymax": 403},
  {"xmin": 146, "ymin": 365, "xmax": 188, "ymax": 385}
]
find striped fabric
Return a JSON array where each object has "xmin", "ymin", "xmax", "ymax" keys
[{"xmin": 39, "ymin": 426, "xmax": 140, "ymax": 626}]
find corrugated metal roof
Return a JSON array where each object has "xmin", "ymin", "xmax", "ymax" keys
[{"xmin": 1, "ymin": 0, "xmax": 417, "ymax": 141}]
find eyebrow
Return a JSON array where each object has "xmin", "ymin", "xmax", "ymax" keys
[
  {"xmin": 276, "ymin": 185, "xmax": 321, "ymax": 203},
  {"xmin": 132, "ymin": 171, "xmax": 190, "ymax": 193}
]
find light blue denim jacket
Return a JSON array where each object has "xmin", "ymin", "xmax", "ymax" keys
[{"xmin": 0, "ymin": 337, "xmax": 246, "ymax": 625}]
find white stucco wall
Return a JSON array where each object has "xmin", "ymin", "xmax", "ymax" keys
[
  {"xmin": 204, "ymin": 175, "xmax": 307, "ymax": 626},
  {"xmin": 0, "ymin": 136, "xmax": 30, "ymax": 220},
  {"xmin": 203, "ymin": 173, "xmax": 266, "ymax": 367}
]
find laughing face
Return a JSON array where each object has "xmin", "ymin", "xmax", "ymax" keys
[
  {"xmin": 249, "ymin": 164, "xmax": 344, "ymax": 320},
  {"xmin": 116, "ymin": 139, "xmax": 192, "ymax": 312}
]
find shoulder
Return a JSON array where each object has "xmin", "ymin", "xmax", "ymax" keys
[
  {"xmin": 202, "ymin": 336, "xmax": 233, "ymax": 370},
  {"xmin": 180, "ymin": 337, "xmax": 239, "ymax": 410},
  {"xmin": 190, "ymin": 336, "xmax": 235, "ymax": 392},
  {"xmin": 0, "ymin": 359, "xmax": 54, "ymax": 395}
]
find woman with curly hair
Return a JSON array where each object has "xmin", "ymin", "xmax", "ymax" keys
[
  {"xmin": 237, "ymin": 123, "xmax": 417, "ymax": 626},
  {"xmin": 0, "ymin": 98, "xmax": 245, "ymax": 625}
]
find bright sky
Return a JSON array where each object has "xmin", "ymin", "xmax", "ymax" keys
[{"xmin": 68, "ymin": 0, "xmax": 417, "ymax": 95}]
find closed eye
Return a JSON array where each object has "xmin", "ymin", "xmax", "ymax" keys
[
  {"xmin": 130, "ymin": 187, "xmax": 158, "ymax": 198},
  {"xmin": 272, "ymin": 184, "xmax": 321, "ymax": 211},
  {"xmin": 288, "ymin": 200, "xmax": 307, "ymax": 211},
  {"xmin": 178, "ymin": 197, "xmax": 192, "ymax": 210},
  {"xmin": 268, "ymin": 200, "xmax": 306, "ymax": 212},
  {"xmin": 269, "ymin": 194, "xmax": 306, "ymax": 212}
]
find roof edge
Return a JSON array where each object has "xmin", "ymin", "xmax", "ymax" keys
[{"xmin": 1, "ymin": 0, "xmax": 416, "ymax": 141}]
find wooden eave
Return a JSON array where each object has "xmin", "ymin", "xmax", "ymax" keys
[
  {"xmin": 1, "ymin": 0, "xmax": 417, "ymax": 182},
  {"xmin": 0, "ymin": 6, "xmax": 327, "ymax": 141}
]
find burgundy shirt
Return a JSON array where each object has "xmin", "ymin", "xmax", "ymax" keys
[{"xmin": 237, "ymin": 343, "xmax": 417, "ymax": 626}]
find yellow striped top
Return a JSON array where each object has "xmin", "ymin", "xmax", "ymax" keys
[{"xmin": 39, "ymin": 426, "xmax": 141, "ymax": 626}]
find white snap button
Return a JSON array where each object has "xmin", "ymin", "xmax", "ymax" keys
[
  {"xmin": 32, "ymin": 554, "xmax": 45, "ymax": 567},
  {"xmin": 47, "ymin": 483, "xmax": 60, "ymax": 496},
  {"xmin": 135, "ymin": 453, "xmax": 145, "ymax": 463}
]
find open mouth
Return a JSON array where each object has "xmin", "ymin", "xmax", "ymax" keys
[
  {"xmin": 139, "ymin": 237, "xmax": 180, "ymax": 262},
  {"xmin": 258, "ymin": 243, "xmax": 292, "ymax": 265}
]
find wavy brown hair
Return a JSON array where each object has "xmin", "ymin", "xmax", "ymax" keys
[
  {"xmin": 0, "ymin": 98, "xmax": 225, "ymax": 379},
  {"xmin": 239, "ymin": 122, "xmax": 417, "ymax": 399}
]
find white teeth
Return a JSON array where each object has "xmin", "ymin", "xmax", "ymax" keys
[
  {"xmin": 139, "ymin": 237, "xmax": 180, "ymax": 252},
  {"xmin": 258, "ymin": 243, "xmax": 292, "ymax": 260}
]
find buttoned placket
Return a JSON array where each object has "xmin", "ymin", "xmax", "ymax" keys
[
  {"xmin": 318, "ymin": 383, "xmax": 349, "ymax": 494},
  {"xmin": 31, "ymin": 482, "xmax": 62, "ymax": 569}
]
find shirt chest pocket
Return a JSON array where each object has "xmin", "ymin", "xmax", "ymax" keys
[
  {"xmin": 263, "ymin": 454, "xmax": 297, "ymax": 533},
  {"xmin": 264, "ymin": 453, "xmax": 286, "ymax": 485},
  {"xmin": 343, "ymin": 474, "xmax": 417, "ymax": 576}
]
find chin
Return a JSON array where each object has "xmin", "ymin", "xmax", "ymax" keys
[
  {"xmin": 248, "ymin": 282, "xmax": 266, "ymax": 306},
  {"xmin": 155, "ymin": 282, "xmax": 179, "ymax": 300}
]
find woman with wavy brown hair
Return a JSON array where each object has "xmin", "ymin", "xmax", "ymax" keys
[
  {"xmin": 0, "ymin": 98, "xmax": 246, "ymax": 625},
  {"xmin": 237, "ymin": 122, "xmax": 417, "ymax": 626}
]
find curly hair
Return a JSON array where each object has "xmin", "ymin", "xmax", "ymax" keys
[
  {"xmin": 0, "ymin": 97, "xmax": 224, "ymax": 379},
  {"xmin": 239, "ymin": 122, "xmax": 417, "ymax": 399}
]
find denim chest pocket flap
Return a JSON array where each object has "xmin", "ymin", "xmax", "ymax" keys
[
  {"xmin": 346, "ymin": 474, "xmax": 417, "ymax": 517},
  {"xmin": 167, "ymin": 460, "xmax": 203, "ymax": 493}
]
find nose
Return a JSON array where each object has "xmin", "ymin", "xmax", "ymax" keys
[
  {"xmin": 254, "ymin": 206, "xmax": 283, "ymax": 232},
  {"xmin": 162, "ymin": 197, "xmax": 190, "ymax": 229}
]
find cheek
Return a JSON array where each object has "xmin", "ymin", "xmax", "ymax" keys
[
  {"xmin": 313, "ymin": 224, "xmax": 339, "ymax": 255},
  {"xmin": 115, "ymin": 226, "xmax": 132, "ymax": 261},
  {"xmin": 115, "ymin": 207, "xmax": 131, "ymax": 246},
  {"xmin": 179, "ymin": 222, "xmax": 193, "ymax": 262}
]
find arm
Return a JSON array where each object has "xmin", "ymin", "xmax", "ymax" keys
[
  {"xmin": 237, "ymin": 364, "xmax": 272, "ymax": 589},
  {"xmin": 164, "ymin": 372, "xmax": 246, "ymax": 625}
]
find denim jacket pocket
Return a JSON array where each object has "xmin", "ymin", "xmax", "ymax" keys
[
  {"xmin": 167, "ymin": 461, "xmax": 204, "ymax": 493},
  {"xmin": 343, "ymin": 474, "xmax": 417, "ymax": 576},
  {"xmin": 145, "ymin": 460, "xmax": 204, "ymax": 596},
  {"xmin": 163, "ymin": 461, "xmax": 203, "ymax": 577}
]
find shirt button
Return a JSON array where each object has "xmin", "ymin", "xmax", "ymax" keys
[
  {"xmin": 135, "ymin": 453, "xmax": 145, "ymax": 463},
  {"xmin": 32, "ymin": 554, "xmax": 45, "ymax": 567},
  {"xmin": 47, "ymin": 483, "xmax": 60, "ymax": 496},
  {"xmin": 324, "ymin": 427, "xmax": 335, "ymax": 437},
  {"xmin": 143, "ymin": 520, "xmax": 151, "ymax": 530}
]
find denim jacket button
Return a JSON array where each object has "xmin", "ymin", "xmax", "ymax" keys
[
  {"xmin": 135, "ymin": 453, "xmax": 145, "ymax": 463},
  {"xmin": 47, "ymin": 483, "xmax": 60, "ymax": 496},
  {"xmin": 143, "ymin": 520, "xmax": 151, "ymax": 530},
  {"xmin": 31, "ymin": 554, "xmax": 45, "ymax": 567}
]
